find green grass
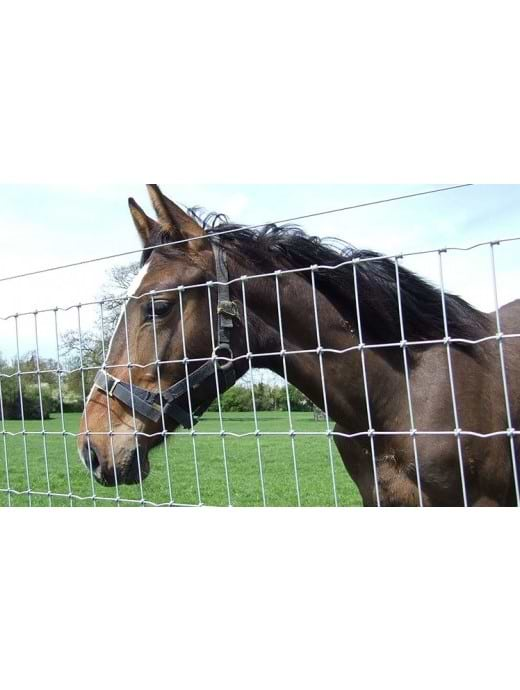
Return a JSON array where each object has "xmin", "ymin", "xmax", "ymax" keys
[{"xmin": 0, "ymin": 412, "xmax": 362, "ymax": 507}]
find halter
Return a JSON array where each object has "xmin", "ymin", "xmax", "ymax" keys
[{"xmin": 92, "ymin": 239, "xmax": 239, "ymax": 429}]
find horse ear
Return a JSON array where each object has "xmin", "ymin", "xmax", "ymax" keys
[
  {"xmin": 146, "ymin": 184, "xmax": 203, "ymax": 245},
  {"xmin": 128, "ymin": 198, "xmax": 156, "ymax": 246}
]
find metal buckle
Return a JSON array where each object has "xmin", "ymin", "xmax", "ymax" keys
[{"xmin": 214, "ymin": 344, "xmax": 234, "ymax": 372}]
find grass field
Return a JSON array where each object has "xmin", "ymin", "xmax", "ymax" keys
[{"xmin": 0, "ymin": 411, "xmax": 362, "ymax": 507}]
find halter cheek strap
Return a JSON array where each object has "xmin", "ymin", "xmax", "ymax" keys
[{"xmin": 92, "ymin": 238, "xmax": 239, "ymax": 429}]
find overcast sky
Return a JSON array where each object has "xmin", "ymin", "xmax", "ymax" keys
[{"xmin": 1, "ymin": 184, "xmax": 520, "ymax": 357}]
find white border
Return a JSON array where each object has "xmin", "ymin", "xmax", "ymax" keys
[{"xmin": 1, "ymin": 0, "xmax": 519, "ymax": 686}]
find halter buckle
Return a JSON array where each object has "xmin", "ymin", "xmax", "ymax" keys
[{"xmin": 214, "ymin": 344, "xmax": 234, "ymax": 371}]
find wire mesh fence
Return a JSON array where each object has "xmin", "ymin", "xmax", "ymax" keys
[{"xmin": 1, "ymin": 200, "xmax": 520, "ymax": 507}]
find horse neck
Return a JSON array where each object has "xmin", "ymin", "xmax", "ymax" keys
[{"xmin": 233, "ymin": 263, "xmax": 401, "ymax": 431}]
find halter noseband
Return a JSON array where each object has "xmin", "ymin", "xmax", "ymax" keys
[{"xmin": 92, "ymin": 239, "xmax": 239, "ymax": 429}]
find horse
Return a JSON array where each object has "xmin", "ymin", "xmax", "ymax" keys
[{"xmin": 78, "ymin": 185, "xmax": 520, "ymax": 506}]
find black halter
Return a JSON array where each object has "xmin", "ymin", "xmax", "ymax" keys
[{"xmin": 93, "ymin": 239, "xmax": 239, "ymax": 429}]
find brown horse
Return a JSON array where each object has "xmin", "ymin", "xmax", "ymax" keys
[{"xmin": 79, "ymin": 185, "xmax": 520, "ymax": 506}]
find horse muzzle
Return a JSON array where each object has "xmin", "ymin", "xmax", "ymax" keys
[{"xmin": 81, "ymin": 441, "xmax": 150, "ymax": 487}]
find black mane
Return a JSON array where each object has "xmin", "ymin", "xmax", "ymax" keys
[{"xmin": 189, "ymin": 209, "xmax": 489, "ymax": 345}]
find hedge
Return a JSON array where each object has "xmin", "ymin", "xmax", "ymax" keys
[{"xmin": 0, "ymin": 377, "xmax": 54, "ymax": 421}]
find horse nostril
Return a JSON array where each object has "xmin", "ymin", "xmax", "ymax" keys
[{"xmin": 84, "ymin": 443, "xmax": 100, "ymax": 474}]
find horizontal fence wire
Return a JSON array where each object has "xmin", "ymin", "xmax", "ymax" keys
[
  {"xmin": 1, "ymin": 199, "xmax": 520, "ymax": 506},
  {"xmin": 0, "ymin": 184, "xmax": 473, "ymax": 286},
  {"xmin": 5, "ymin": 236, "xmax": 520, "ymax": 323}
]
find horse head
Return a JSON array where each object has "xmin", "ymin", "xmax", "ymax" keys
[{"xmin": 78, "ymin": 185, "xmax": 245, "ymax": 487}]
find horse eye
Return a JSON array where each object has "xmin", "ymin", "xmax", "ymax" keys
[{"xmin": 146, "ymin": 300, "xmax": 173, "ymax": 320}]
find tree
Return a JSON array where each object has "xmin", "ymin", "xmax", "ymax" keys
[
  {"xmin": 211, "ymin": 385, "xmax": 253, "ymax": 412},
  {"xmin": 284, "ymin": 384, "xmax": 313, "ymax": 412},
  {"xmin": 60, "ymin": 262, "xmax": 140, "ymax": 403},
  {"xmin": 208, "ymin": 381, "xmax": 313, "ymax": 413}
]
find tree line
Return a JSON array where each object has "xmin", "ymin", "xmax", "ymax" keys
[{"xmin": 0, "ymin": 350, "xmax": 312, "ymax": 420}]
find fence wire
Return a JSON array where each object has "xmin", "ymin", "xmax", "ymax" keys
[{"xmin": 0, "ymin": 236, "xmax": 519, "ymax": 507}]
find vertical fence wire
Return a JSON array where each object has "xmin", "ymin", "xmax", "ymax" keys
[
  {"xmin": 52, "ymin": 308, "xmax": 73, "ymax": 506},
  {"xmin": 177, "ymin": 289, "xmax": 203, "ymax": 506},
  {"xmin": 0, "ymin": 371, "xmax": 11, "ymax": 506},
  {"xmin": 205, "ymin": 284, "xmax": 232, "ymax": 507},
  {"xmin": 150, "ymin": 293, "xmax": 175, "ymax": 506},
  {"xmin": 99, "ymin": 300, "xmax": 121, "ymax": 505},
  {"xmin": 310, "ymin": 268, "xmax": 338, "ymax": 507},
  {"xmin": 352, "ymin": 261, "xmax": 381, "ymax": 507},
  {"xmin": 489, "ymin": 242, "xmax": 520, "ymax": 506},
  {"xmin": 33, "ymin": 311, "xmax": 52, "ymax": 506},
  {"xmin": 76, "ymin": 304, "xmax": 98, "ymax": 506},
  {"xmin": 274, "ymin": 272, "xmax": 301, "ymax": 507},
  {"xmin": 14, "ymin": 315, "xmax": 32, "ymax": 506},
  {"xmin": 393, "ymin": 258, "xmax": 423, "ymax": 507},
  {"xmin": 437, "ymin": 251, "xmax": 468, "ymax": 507},
  {"xmin": 240, "ymin": 278, "xmax": 267, "ymax": 507},
  {"xmin": 121, "ymin": 296, "xmax": 146, "ymax": 505}
]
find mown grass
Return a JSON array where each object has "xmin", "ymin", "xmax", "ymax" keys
[{"xmin": 0, "ymin": 412, "xmax": 362, "ymax": 507}]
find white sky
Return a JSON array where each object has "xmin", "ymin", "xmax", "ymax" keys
[{"xmin": 1, "ymin": 184, "xmax": 520, "ymax": 358}]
